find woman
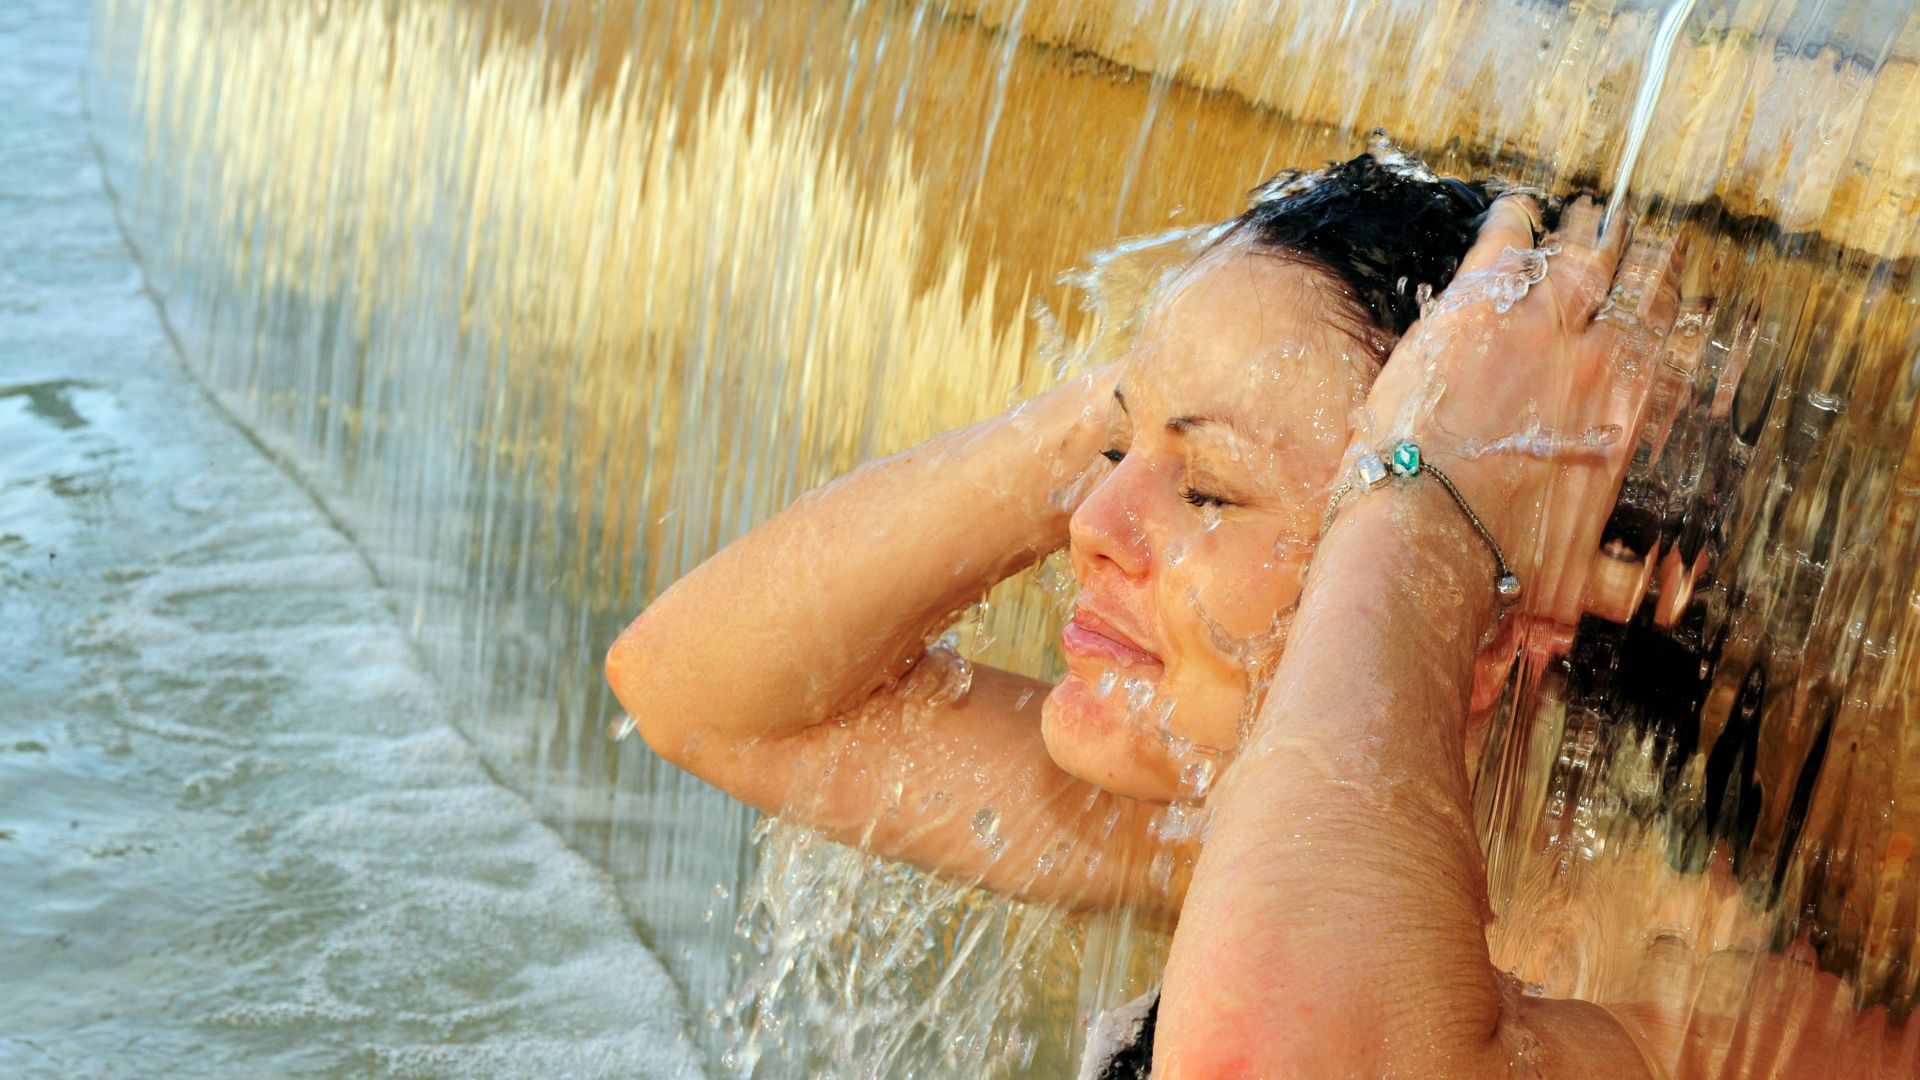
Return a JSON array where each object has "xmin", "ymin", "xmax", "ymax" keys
[{"xmin": 607, "ymin": 144, "xmax": 1680, "ymax": 1075}]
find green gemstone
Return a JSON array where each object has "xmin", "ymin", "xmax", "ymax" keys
[{"xmin": 1391, "ymin": 441, "xmax": 1421, "ymax": 476}]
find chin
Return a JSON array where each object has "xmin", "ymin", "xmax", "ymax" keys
[{"xmin": 1040, "ymin": 672, "xmax": 1180, "ymax": 803}]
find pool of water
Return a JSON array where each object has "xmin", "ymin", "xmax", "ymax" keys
[{"xmin": 0, "ymin": 2, "xmax": 702, "ymax": 1075}]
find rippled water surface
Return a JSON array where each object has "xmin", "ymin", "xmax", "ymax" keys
[{"xmin": 0, "ymin": 2, "xmax": 701, "ymax": 1075}]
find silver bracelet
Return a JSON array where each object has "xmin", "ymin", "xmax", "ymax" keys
[{"xmin": 1320, "ymin": 441, "xmax": 1522, "ymax": 603}]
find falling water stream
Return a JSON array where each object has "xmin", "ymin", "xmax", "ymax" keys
[
  {"xmin": 45, "ymin": 0, "xmax": 1920, "ymax": 1075},
  {"xmin": 1602, "ymin": 0, "xmax": 1703, "ymax": 235}
]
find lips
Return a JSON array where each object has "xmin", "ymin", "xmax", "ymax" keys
[{"xmin": 1062, "ymin": 605, "xmax": 1162, "ymax": 668}]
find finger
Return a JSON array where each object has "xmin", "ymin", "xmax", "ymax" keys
[
  {"xmin": 1708, "ymin": 299, "xmax": 1762, "ymax": 421},
  {"xmin": 1552, "ymin": 195, "xmax": 1630, "ymax": 319},
  {"xmin": 1553, "ymin": 194, "xmax": 1606, "ymax": 255},
  {"xmin": 1455, "ymin": 193, "xmax": 1545, "ymax": 276},
  {"xmin": 1599, "ymin": 229, "xmax": 1685, "ymax": 345},
  {"xmin": 1663, "ymin": 295, "xmax": 1715, "ymax": 378},
  {"xmin": 1590, "ymin": 236, "xmax": 1683, "ymax": 388}
]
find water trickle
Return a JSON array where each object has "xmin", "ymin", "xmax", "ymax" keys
[
  {"xmin": 1603, "ymin": 0, "xmax": 1703, "ymax": 236},
  {"xmin": 1150, "ymin": 698, "xmax": 1178, "ymax": 735},
  {"xmin": 971, "ymin": 806, "xmax": 1002, "ymax": 845}
]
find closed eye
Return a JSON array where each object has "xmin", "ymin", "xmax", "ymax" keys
[
  {"xmin": 1181, "ymin": 487, "xmax": 1228, "ymax": 509},
  {"xmin": 1101, "ymin": 448, "xmax": 1125, "ymax": 464}
]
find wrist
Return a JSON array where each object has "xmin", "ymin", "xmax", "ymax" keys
[
  {"xmin": 1314, "ymin": 475, "xmax": 1502, "ymax": 643},
  {"xmin": 1324, "ymin": 441, "xmax": 1518, "ymax": 606},
  {"xmin": 1013, "ymin": 366, "xmax": 1120, "ymax": 506},
  {"xmin": 1418, "ymin": 445, "xmax": 1529, "ymax": 568}
]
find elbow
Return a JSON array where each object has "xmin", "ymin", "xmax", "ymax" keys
[
  {"xmin": 604, "ymin": 616, "xmax": 696, "ymax": 767},
  {"xmin": 1150, "ymin": 1008, "xmax": 1294, "ymax": 1080}
]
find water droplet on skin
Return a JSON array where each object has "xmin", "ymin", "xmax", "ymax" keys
[
  {"xmin": 1165, "ymin": 540, "xmax": 1186, "ymax": 566},
  {"xmin": 1180, "ymin": 758, "xmax": 1216, "ymax": 799},
  {"xmin": 1124, "ymin": 677, "xmax": 1154, "ymax": 714},
  {"xmin": 1200, "ymin": 503, "xmax": 1222, "ymax": 532},
  {"xmin": 1095, "ymin": 670, "xmax": 1118, "ymax": 699},
  {"xmin": 971, "ymin": 806, "xmax": 1000, "ymax": 843}
]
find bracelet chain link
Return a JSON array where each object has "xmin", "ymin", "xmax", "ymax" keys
[{"xmin": 1320, "ymin": 441, "xmax": 1523, "ymax": 605}]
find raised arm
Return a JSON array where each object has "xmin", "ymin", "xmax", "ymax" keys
[
  {"xmin": 1155, "ymin": 196, "xmax": 1681, "ymax": 1076},
  {"xmin": 606, "ymin": 365, "xmax": 1164, "ymax": 909}
]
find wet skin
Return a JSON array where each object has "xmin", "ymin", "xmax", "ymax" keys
[
  {"xmin": 609, "ymin": 195, "xmax": 1912, "ymax": 1076},
  {"xmin": 1044, "ymin": 248, "xmax": 1373, "ymax": 801}
]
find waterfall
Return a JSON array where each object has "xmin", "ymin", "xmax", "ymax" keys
[{"xmin": 88, "ymin": 0, "xmax": 1920, "ymax": 1073}]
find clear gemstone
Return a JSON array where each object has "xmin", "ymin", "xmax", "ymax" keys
[
  {"xmin": 1356, "ymin": 452, "xmax": 1388, "ymax": 487},
  {"xmin": 1497, "ymin": 573, "xmax": 1523, "ymax": 598}
]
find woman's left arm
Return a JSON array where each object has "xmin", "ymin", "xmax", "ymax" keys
[
  {"xmin": 1156, "ymin": 195, "xmax": 1679, "ymax": 1077},
  {"xmin": 1156, "ymin": 483, "xmax": 1654, "ymax": 1076}
]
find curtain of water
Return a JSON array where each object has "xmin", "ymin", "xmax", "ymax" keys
[{"xmin": 87, "ymin": 0, "xmax": 1920, "ymax": 1074}]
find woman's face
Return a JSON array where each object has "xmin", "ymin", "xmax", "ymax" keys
[{"xmin": 1041, "ymin": 246, "xmax": 1378, "ymax": 802}]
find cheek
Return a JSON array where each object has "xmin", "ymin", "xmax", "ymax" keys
[
  {"xmin": 1155, "ymin": 529, "xmax": 1308, "ymax": 746},
  {"xmin": 1040, "ymin": 677, "xmax": 1181, "ymax": 800},
  {"xmin": 1161, "ymin": 529, "xmax": 1307, "ymax": 645}
]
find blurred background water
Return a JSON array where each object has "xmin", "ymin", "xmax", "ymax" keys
[
  {"xmin": 0, "ymin": 1, "xmax": 701, "ymax": 1075},
  {"xmin": 18, "ymin": 0, "xmax": 1920, "ymax": 1075}
]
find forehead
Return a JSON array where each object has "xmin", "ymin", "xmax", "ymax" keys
[{"xmin": 1122, "ymin": 247, "xmax": 1372, "ymax": 445}]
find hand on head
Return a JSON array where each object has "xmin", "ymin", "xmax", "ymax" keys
[{"xmin": 1358, "ymin": 193, "xmax": 1686, "ymax": 627}]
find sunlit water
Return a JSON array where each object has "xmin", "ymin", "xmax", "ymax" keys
[
  {"xmin": 0, "ymin": 1, "xmax": 700, "ymax": 1074},
  {"xmin": 70, "ymin": 0, "xmax": 1920, "ymax": 1075}
]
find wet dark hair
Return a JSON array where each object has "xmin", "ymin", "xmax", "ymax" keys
[{"xmin": 1220, "ymin": 133, "xmax": 1561, "ymax": 354}]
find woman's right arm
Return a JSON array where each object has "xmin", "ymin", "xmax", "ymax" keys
[
  {"xmin": 605, "ymin": 367, "xmax": 1165, "ymax": 910},
  {"xmin": 606, "ymin": 367, "xmax": 1115, "ymax": 747}
]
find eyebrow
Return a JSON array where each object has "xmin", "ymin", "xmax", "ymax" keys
[
  {"xmin": 1166, "ymin": 414, "xmax": 1237, "ymax": 436},
  {"xmin": 1170, "ymin": 413, "xmax": 1269, "ymax": 450},
  {"xmin": 1114, "ymin": 390, "xmax": 1252, "ymax": 440}
]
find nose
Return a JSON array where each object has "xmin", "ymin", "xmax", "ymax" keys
[{"xmin": 1069, "ymin": 459, "xmax": 1153, "ymax": 579}]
